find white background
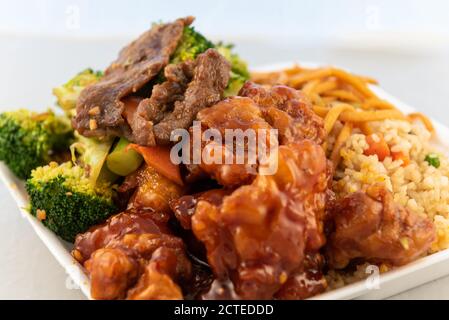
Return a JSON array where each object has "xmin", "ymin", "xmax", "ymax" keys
[{"xmin": 0, "ymin": 0, "xmax": 449, "ymax": 299}]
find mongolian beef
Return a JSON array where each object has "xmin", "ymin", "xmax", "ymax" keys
[{"xmin": 0, "ymin": 16, "xmax": 444, "ymax": 300}]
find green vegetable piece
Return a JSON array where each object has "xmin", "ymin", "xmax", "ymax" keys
[
  {"xmin": 106, "ymin": 137, "xmax": 143, "ymax": 176},
  {"xmin": 216, "ymin": 43, "xmax": 250, "ymax": 96},
  {"xmin": 53, "ymin": 68, "xmax": 103, "ymax": 117},
  {"xmin": 425, "ymin": 153, "xmax": 440, "ymax": 168},
  {"xmin": 70, "ymin": 132, "xmax": 114, "ymax": 185},
  {"xmin": 26, "ymin": 162, "xmax": 117, "ymax": 242},
  {"xmin": 27, "ymin": 132, "xmax": 118, "ymax": 242},
  {"xmin": 0, "ymin": 109, "xmax": 73, "ymax": 179},
  {"xmin": 171, "ymin": 26, "xmax": 214, "ymax": 64}
]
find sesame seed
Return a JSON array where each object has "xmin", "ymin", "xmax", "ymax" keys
[
  {"xmin": 400, "ymin": 237, "xmax": 410, "ymax": 250},
  {"xmin": 72, "ymin": 249, "xmax": 83, "ymax": 262},
  {"xmin": 380, "ymin": 264, "xmax": 389, "ymax": 273},
  {"xmin": 279, "ymin": 271, "xmax": 288, "ymax": 284},
  {"xmin": 88, "ymin": 106, "xmax": 100, "ymax": 116},
  {"xmin": 89, "ymin": 119, "xmax": 98, "ymax": 130},
  {"xmin": 36, "ymin": 209, "xmax": 46, "ymax": 221}
]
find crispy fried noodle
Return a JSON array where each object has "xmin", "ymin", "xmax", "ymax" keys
[{"xmin": 252, "ymin": 65, "xmax": 434, "ymax": 167}]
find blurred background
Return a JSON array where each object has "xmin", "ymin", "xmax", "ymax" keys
[{"xmin": 0, "ymin": 0, "xmax": 448, "ymax": 299}]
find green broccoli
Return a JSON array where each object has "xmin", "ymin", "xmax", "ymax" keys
[
  {"xmin": 54, "ymin": 28, "xmax": 248, "ymax": 108},
  {"xmin": 151, "ymin": 26, "xmax": 214, "ymax": 84},
  {"xmin": 26, "ymin": 162, "xmax": 117, "ymax": 242},
  {"xmin": 171, "ymin": 26, "xmax": 214, "ymax": 64},
  {"xmin": 53, "ymin": 68, "xmax": 103, "ymax": 117},
  {"xmin": 0, "ymin": 109, "xmax": 73, "ymax": 179},
  {"xmin": 216, "ymin": 43, "xmax": 250, "ymax": 96},
  {"xmin": 70, "ymin": 132, "xmax": 117, "ymax": 184},
  {"xmin": 26, "ymin": 133, "xmax": 117, "ymax": 242},
  {"xmin": 161, "ymin": 26, "xmax": 250, "ymax": 95}
]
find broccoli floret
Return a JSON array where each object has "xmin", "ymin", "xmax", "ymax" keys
[
  {"xmin": 53, "ymin": 68, "xmax": 103, "ymax": 117},
  {"xmin": 26, "ymin": 132, "xmax": 117, "ymax": 242},
  {"xmin": 70, "ymin": 132, "xmax": 116, "ymax": 184},
  {"xmin": 26, "ymin": 161, "xmax": 117, "ymax": 242},
  {"xmin": 0, "ymin": 109, "xmax": 73, "ymax": 179},
  {"xmin": 216, "ymin": 43, "xmax": 250, "ymax": 96},
  {"xmin": 167, "ymin": 27, "xmax": 250, "ymax": 96},
  {"xmin": 152, "ymin": 26, "xmax": 214, "ymax": 84},
  {"xmin": 171, "ymin": 26, "xmax": 214, "ymax": 64}
]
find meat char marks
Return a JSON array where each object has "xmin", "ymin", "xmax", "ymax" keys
[
  {"xmin": 150, "ymin": 49, "xmax": 230, "ymax": 145},
  {"xmin": 73, "ymin": 17, "xmax": 230, "ymax": 146},
  {"xmin": 73, "ymin": 17, "xmax": 190, "ymax": 140}
]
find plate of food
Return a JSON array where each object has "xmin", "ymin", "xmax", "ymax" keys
[{"xmin": 1, "ymin": 16, "xmax": 448, "ymax": 300}]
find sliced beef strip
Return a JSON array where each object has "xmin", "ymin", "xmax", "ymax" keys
[
  {"xmin": 129, "ymin": 61, "xmax": 195, "ymax": 145},
  {"xmin": 122, "ymin": 96, "xmax": 153, "ymax": 145},
  {"xmin": 152, "ymin": 49, "xmax": 231, "ymax": 145},
  {"xmin": 145, "ymin": 61, "xmax": 195, "ymax": 123},
  {"xmin": 73, "ymin": 17, "xmax": 193, "ymax": 139}
]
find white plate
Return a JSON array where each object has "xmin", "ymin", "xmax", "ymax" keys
[{"xmin": 1, "ymin": 61, "xmax": 449, "ymax": 300}]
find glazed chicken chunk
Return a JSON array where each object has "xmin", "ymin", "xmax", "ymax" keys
[
  {"xmin": 192, "ymin": 140, "xmax": 331, "ymax": 299},
  {"xmin": 119, "ymin": 164, "xmax": 184, "ymax": 213},
  {"xmin": 239, "ymin": 81, "xmax": 326, "ymax": 145},
  {"xmin": 274, "ymin": 253, "xmax": 327, "ymax": 300},
  {"xmin": 72, "ymin": 211, "xmax": 192, "ymax": 300},
  {"xmin": 85, "ymin": 233, "xmax": 191, "ymax": 300},
  {"xmin": 170, "ymin": 189, "xmax": 231, "ymax": 230},
  {"xmin": 194, "ymin": 96, "xmax": 275, "ymax": 187},
  {"xmin": 72, "ymin": 211, "xmax": 171, "ymax": 263},
  {"xmin": 326, "ymin": 184, "xmax": 436, "ymax": 269},
  {"xmin": 186, "ymin": 82, "xmax": 325, "ymax": 187}
]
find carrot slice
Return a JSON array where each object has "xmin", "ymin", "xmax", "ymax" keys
[
  {"xmin": 122, "ymin": 96, "xmax": 142, "ymax": 123},
  {"xmin": 127, "ymin": 144, "xmax": 183, "ymax": 186},
  {"xmin": 392, "ymin": 151, "xmax": 410, "ymax": 167},
  {"xmin": 364, "ymin": 134, "xmax": 390, "ymax": 161}
]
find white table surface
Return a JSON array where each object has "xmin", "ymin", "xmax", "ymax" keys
[{"xmin": 1, "ymin": 32, "xmax": 449, "ymax": 300}]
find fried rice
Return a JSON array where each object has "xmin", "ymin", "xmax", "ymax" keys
[{"xmin": 326, "ymin": 119, "xmax": 449, "ymax": 289}]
